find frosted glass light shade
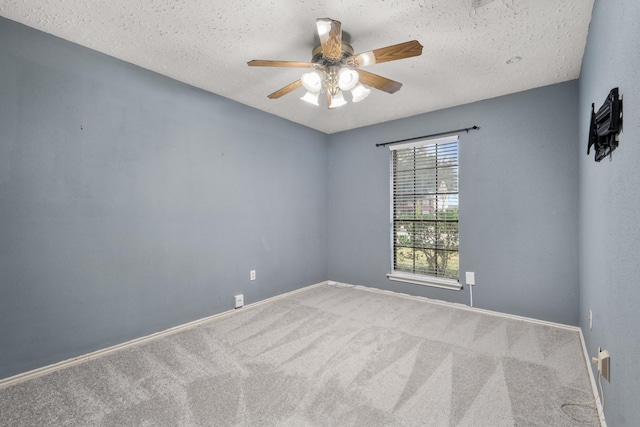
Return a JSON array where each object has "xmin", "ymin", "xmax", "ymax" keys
[
  {"xmin": 300, "ymin": 90, "xmax": 320, "ymax": 106},
  {"xmin": 328, "ymin": 91, "xmax": 347, "ymax": 109},
  {"xmin": 301, "ymin": 71, "xmax": 323, "ymax": 92},
  {"xmin": 351, "ymin": 83, "xmax": 371, "ymax": 102}
]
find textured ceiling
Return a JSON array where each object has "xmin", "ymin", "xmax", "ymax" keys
[{"xmin": 0, "ymin": 0, "xmax": 594, "ymax": 134}]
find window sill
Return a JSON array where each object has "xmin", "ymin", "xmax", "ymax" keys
[{"xmin": 387, "ymin": 272, "xmax": 462, "ymax": 291}]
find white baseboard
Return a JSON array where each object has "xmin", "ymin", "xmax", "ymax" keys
[
  {"xmin": 328, "ymin": 280, "xmax": 581, "ymax": 332},
  {"xmin": 0, "ymin": 281, "xmax": 328, "ymax": 390},
  {"xmin": 578, "ymin": 329, "xmax": 607, "ymax": 426}
]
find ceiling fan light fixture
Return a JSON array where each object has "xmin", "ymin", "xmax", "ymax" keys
[
  {"xmin": 301, "ymin": 71, "xmax": 323, "ymax": 92},
  {"xmin": 351, "ymin": 83, "xmax": 371, "ymax": 103},
  {"xmin": 300, "ymin": 90, "xmax": 320, "ymax": 106},
  {"xmin": 248, "ymin": 18, "xmax": 423, "ymax": 108},
  {"xmin": 328, "ymin": 91, "xmax": 347, "ymax": 109},
  {"xmin": 338, "ymin": 68, "xmax": 359, "ymax": 91}
]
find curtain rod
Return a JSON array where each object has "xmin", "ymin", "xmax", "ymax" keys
[{"xmin": 375, "ymin": 125, "xmax": 480, "ymax": 147}]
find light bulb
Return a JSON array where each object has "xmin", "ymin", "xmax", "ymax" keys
[{"xmin": 338, "ymin": 68, "xmax": 359, "ymax": 91}]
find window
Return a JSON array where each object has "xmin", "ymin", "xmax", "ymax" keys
[{"xmin": 387, "ymin": 135, "xmax": 461, "ymax": 290}]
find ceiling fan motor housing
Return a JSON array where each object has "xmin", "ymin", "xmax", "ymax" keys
[{"xmin": 311, "ymin": 42, "xmax": 354, "ymax": 65}]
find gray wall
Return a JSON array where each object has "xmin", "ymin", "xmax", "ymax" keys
[
  {"xmin": 578, "ymin": 0, "xmax": 640, "ymax": 425},
  {"xmin": 328, "ymin": 81, "xmax": 580, "ymax": 326},
  {"xmin": 0, "ymin": 17, "xmax": 328, "ymax": 380},
  {"xmin": 6, "ymin": 5, "xmax": 639, "ymax": 424}
]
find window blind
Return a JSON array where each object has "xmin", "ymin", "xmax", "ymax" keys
[{"xmin": 390, "ymin": 135, "xmax": 459, "ymax": 283}]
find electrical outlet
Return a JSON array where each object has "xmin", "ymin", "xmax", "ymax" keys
[
  {"xmin": 599, "ymin": 349, "xmax": 611, "ymax": 382},
  {"xmin": 465, "ymin": 272, "xmax": 476, "ymax": 285},
  {"xmin": 250, "ymin": 270, "xmax": 256, "ymax": 281},
  {"xmin": 591, "ymin": 348, "xmax": 611, "ymax": 382},
  {"xmin": 234, "ymin": 294, "xmax": 244, "ymax": 309}
]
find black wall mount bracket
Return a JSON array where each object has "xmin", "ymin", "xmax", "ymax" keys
[{"xmin": 588, "ymin": 87, "xmax": 623, "ymax": 162}]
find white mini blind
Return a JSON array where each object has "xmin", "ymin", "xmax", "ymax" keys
[{"xmin": 390, "ymin": 135, "xmax": 459, "ymax": 281}]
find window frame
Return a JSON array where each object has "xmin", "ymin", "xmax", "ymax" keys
[{"xmin": 387, "ymin": 134, "xmax": 461, "ymax": 291}]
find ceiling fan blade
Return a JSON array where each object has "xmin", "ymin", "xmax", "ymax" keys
[
  {"xmin": 351, "ymin": 40, "xmax": 423, "ymax": 67},
  {"xmin": 248, "ymin": 60, "xmax": 316, "ymax": 68},
  {"xmin": 316, "ymin": 18, "xmax": 342, "ymax": 62},
  {"xmin": 267, "ymin": 80, "xmax": 303, "ymax": 99},
  {"xmin": 357, "ymin": 70, "xmax": 403, "ymax": 94}
]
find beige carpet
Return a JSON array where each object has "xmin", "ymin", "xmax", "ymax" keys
[{"xmin": 0, "ymin": 283, "xmax": 599, "ymax": 426}]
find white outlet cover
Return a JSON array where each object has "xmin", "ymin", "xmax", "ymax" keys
[
  {"xmin": 235, "ymin": 294, "xmax": 244, "ymax": 308},
  {"xmin": 465, "ymin": 272, "xmax": 476, "ymax": 285}
]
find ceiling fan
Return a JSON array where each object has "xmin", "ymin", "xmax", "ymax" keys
[{"xmin": 247, "ymin": 18, "xmax": 423, "ymax": 109}]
